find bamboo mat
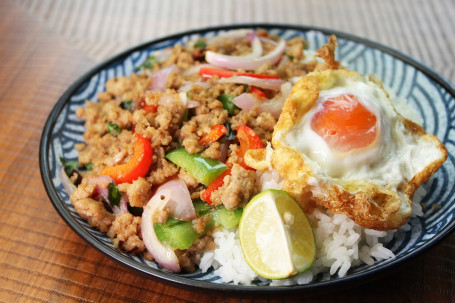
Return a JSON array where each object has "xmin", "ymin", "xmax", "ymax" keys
[{"xmin": 1, "ymin": 0, "xmax": 454, "ymax": 302}]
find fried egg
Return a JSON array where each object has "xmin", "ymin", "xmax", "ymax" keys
[{"xmin": 248, "ymin": 68, "xmax": 447, "ymax": 230}]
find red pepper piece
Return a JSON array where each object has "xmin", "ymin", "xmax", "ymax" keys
[
  {"xmin": 200, "ymin": 125, "xmax": 262, "ymax": 203},
  {"xmin": 142, "ymin": 105, "xmax": 157, "ymax": 113},
  {"xmin": 236, "ymin": 125, "xmax": 263, "ymax": 170},
  {"xmin": 249, "ymin": 86, "xmax": 266, "ymax": 99},
  {"xmin": 101, "ymin": 134, "xmax": 153, "ymax": 184},
  {"xmin": 199, "ymin": 124, "xmax": 227, "ymax": 146},
  {"xmin": 201, "ymin": 168, "xmax": 231, "ymax": 204},
  {"xmin": 199, "ymin": 67, "xmax": 281, "ymax": 79}
]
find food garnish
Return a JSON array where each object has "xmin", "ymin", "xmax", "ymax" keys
[
  {"xmin": 101, "ymin": 134, "xmax": 153, "ymax": 184},
  {"xmin": 199, "ymin": 124, "xmax": 228, "ymax": 146},
  {"xmin": 239, "ymin": 189, "xmax": 316, "ymax": 279},
  {"xmin": 217, "ymin": 93, "xmax": 238, "ymax": 115},
  {"xmin": 134, "ymin": 55, "xmax": 157, "ymax": 71},
  {"xmin": 105, "ymin": 120, "xmax": 121, "ymax": 136},
  {"xmin": 165, "ymin": 148, "xmax": 227, "ymax": 186},
  {"xmin": 107, "ymin": 182, "xmax": 121, "ymax": 208}
]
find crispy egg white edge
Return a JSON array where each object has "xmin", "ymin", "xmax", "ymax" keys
[{"xmin": 278, "ymin": 76, "xmax": 443, "ymax": 192}]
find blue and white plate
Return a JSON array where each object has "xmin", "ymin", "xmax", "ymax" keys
[{"xmin": 40, "ymin": 24, "xmax": 455, "ymax": 294}]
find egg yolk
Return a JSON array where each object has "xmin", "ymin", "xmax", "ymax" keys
[{"xmin": 311, "ymin": 94, "xmax": 377, "ymax": 152}]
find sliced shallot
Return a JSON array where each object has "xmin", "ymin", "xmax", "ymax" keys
[
  {"xmin": 141, "ymin": 189, "xmax": 180, "ymax": 272},
  {"xmin": 141, "ymin": 178, "xmax": 197, "ymax": 272},
  {"xmin": 219, "ymin": 75, "xmax": 285, "ymax": 91},
  {"xmin": 149, "ymin": 65, "xmax": 177, "ymax": 91},
  {"xmin": 87, "ymin": 175, "xmax": 128, "ymax": 215},
  {"xmin": 232, "ymin": 82, "xmax": 292, "ymax": 117},
  {"xmin": 179, "ymin": 92, "xmax": 200, "ymax": 109},
  {"xmin": 59, "ymin": 166, "xmax": 77, "ymax": 195},
  {"xmin": 153, "ymin": 178, "xmax": 196, "ymax": 221},
  {"xmin": 206, "ymin": 39, "xmax": 285, "ymax": 70}
]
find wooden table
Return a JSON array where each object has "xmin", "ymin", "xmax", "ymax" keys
[{"xmin": 1, "ymin": 0, "xmax": 454, "ymax": 302}]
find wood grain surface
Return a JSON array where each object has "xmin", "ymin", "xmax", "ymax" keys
[{"xmin": 0, "ymin": 0, "xmax": 454, "ymax": 302}]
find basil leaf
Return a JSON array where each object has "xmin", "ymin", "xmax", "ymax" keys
[
  {"xmin": 85, "ymin": 162, "xmax": 93, "ymax": 171},
  {"xmin": 285, "ymin": 52, "xmax": 294, "ymax": 61},
  {"xmin": 194, "ymin": 40, "xmax": 207, "ymax": 49},
  {"xmin": 134, "ymin": 56, "xmax": 157, "ymax": 71},
  {"xmin": 217, "ymin": 94, "xmax": 238, "ymax": 115},
  {"xmin": 182, "ymin": 108, "xmax": 189, "ymax": 123},
  {"xmin": 223, "ymin": 122, "xmax": 236, "ymax": 141},
  {"xmin": 303, "ymin": 40, "xmax": 309, "ymax": 50},
  {"xmin": 106, "ymin": 121, "xmax": 121, "ymax": 136},
  {"xmin": 127, "ymin": 205, "xmax": 143, "ymax": 216},
  {"xmin": 60, "ymin": 157, "xmax": 79, "ymax": 176},
  {"xmin": 120, "ymin": 100, "xmax": 133, "ymax": 110},
  {"xmin": 107, "ymin": 182, "xmax": 121, "ymax": 208}
]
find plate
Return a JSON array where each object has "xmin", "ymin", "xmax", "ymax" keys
[{"xmin": 40, "ymin": 24, "xmax": 455, "ymax": 294}]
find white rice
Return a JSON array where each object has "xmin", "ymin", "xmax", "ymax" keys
[{"xmin": 198, "ymin": 167, "xmax": 426, "ymax": 286}]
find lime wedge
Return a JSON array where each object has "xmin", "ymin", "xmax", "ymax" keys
[{"xmin": 238, "ymin": 189, "xmax": 316, "ymax": 279}]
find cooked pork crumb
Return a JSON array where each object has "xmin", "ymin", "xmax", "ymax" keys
[
  {"xmin": 210, "ymin": 164, "xmax": 259, "ymax": 210},
  {"xmin": 147, "ymin": 146, "xmax": 179, "ymax": 186},
  {"xmin": 178, "ymin": 169, "xmax": 199, "ymax": 189},
  {"xmin": 117, "ymin": 177, "xmax": 152, "ymax": 207},
  {"xmin": 72, "ymin": 198, "xmax": 114, "ymax": 233},
  {"xmin": 175, "ymin": 250, "xmax": 195, "ymax": 272},
  {"xmin": 108, "ymin": 213, "xmax": 145, "ymax": 253},
  {"xmin": 192, "ymin": 215, "xmax": 211, "ymax": 234},
  {"xmin": 201, "ymin": 142, "xmax": 221, "ymax": 160},
  {"xmin": 230, "ymin": 110, "xmax": 276, "ymax": 144}
]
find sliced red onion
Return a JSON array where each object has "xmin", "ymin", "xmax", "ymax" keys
[
  {"xmin": 205, "ymin": 39, "xmax": 285, "ymax": 70},
  {"xmin": 88, "ymin": 175, "xmax": 128, "ymax": 215},
  {"xmin": 219, "ymin": 75, "xmax": 285, "ymax": 91},
  {"xmin": 149, "ymin": 65, "xmax": 177, "ymax": 91},
  {"xmin": 153, "ymin": 178, "xmax": 196, "ymax": 221},
  {"xmin": 114, "ymin": 198, "xmax": 128, "ymax": 216},
  {"xmin": 232, "ymin": 82, "xmax": 292, "ymax": 118},
  {"xmin": 231, "ymin": 93, "xmax": 258, "ymax": 112},
  {"xmin": 87, "ymin": 175, "xmax": 114, "ymax": 188},
  {"xmin": 141, "ymin": 178, "xmax": 196, "ymax": 272},
  {"xmin": 59, "ymin": 167, "xmax": 77, "ymax": 195},
  {"xmin": 142, "ymin": 189, "xmax": 180, "ymax": 272},
  {"xmin": 259, "ymin": 36, "xmax": 278, "ymax": 46},
  {"xmin": 179, "ymin": 92, "xmax": 200, "ymax": 109},
  {"xmin": 206, "ymin": 35, "xmax": 263, "ymax": 67},
  {"xmin": 245, "ymin": 32, "xmax": 257, "ymax": 43}
]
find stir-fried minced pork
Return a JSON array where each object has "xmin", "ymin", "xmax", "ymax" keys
[
  {"xmin": 210, "ymin": 164, "xmax": 259, "ymax": 210},
  {"xmin": 63, "ymin": 29, "xmax": 338, "ymax": 274},
  {"xmin": 108, "ymin": 213, "xmax": 145, "ymax": 253},
  {"xmin": 117, "ymin": 177, "xmax": 151, "ymax": 207},
  {"xmin": 72, "ymin": 198, "xmax": 115, "ymax": 233}
]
